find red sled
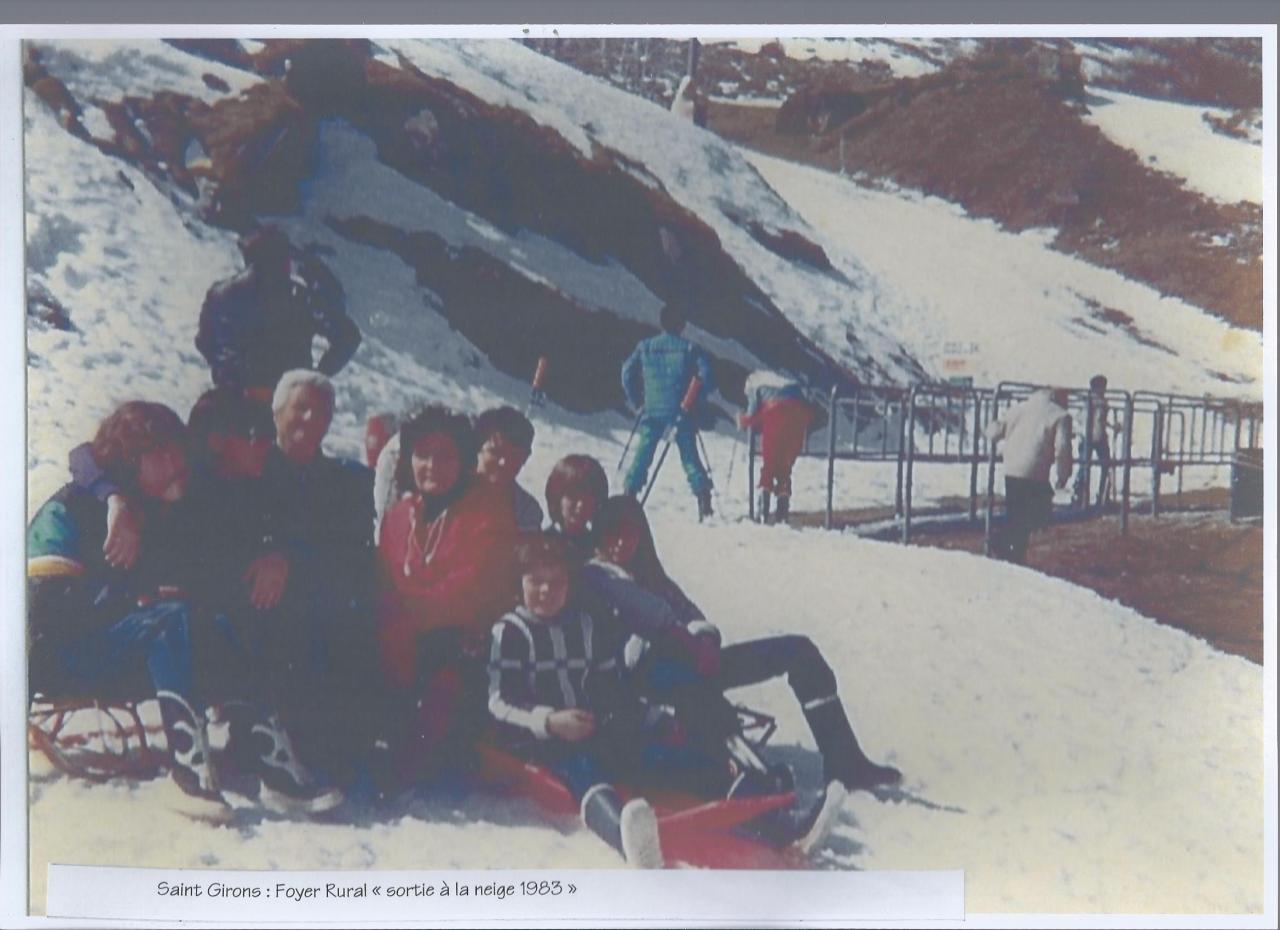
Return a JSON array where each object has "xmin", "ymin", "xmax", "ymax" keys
[{"xmin": 474, "ymin": 742, "xmax": 806, "ymax": 869}]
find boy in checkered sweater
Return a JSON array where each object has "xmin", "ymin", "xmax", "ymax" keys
[{"xmin": 488, "ymin": 534, "xmax": 678, "ymax": 868}]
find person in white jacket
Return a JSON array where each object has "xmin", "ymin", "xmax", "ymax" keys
[{"xmin": 984, "ymin": 388, "xmax": 1074, "ymax": 563}]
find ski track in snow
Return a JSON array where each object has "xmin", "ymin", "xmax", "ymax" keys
[{"xmin": 21, "ymin": 39, "xmax": 1265, "ymax": 917}]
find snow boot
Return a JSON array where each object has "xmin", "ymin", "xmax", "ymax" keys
[
  {"xmin": 804, "ymin": 696, "xmax": 901, "ymax": 792},
  {"xmin": 220, "ymin": 703, "xmax": 344, "ymax": 815},
  {"xmin": 581, "ymin": 784, "xmax": 664, "ymax": 868},
  {"xmin": 774, "ymin": 495, "xmax": 790, "ymax": 524},
  {"xmin": 156, "ymin": 690, "xmax": 232, "ymax": 823},
  {"xmin": 696, "ymin": 487, "xmax": 714, "ymax": 522},
  {"xmin": 757, "ymin": 490, "xmax": 772, "ymax": 524}
]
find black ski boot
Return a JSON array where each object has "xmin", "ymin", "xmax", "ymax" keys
[
  {"xmin": 696, "ymin": 487, "xmax": 714, "ymax": 522},
  {"xmin": 757, "ymin": 490, "xmax": 772, "ymax": 524},
  {"xmin": 219, "ymin": 703, "xmax": 344, "ymax": 815},
  {"xmin": 156, "ymin": 690, "xmax": 231, "ymax": 822},
  {"xmin": 581, "ymin": 784, "xmax": 664, "ymax": 868},
  {"xmin": 774, "ymin": 495, "xmax": 790, "ymax": 525},
  {"xmin": 804, "ymin": 696, "xmax": 901, "ymax": 792}
]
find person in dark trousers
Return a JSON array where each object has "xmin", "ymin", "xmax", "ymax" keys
[
  {"xmin": 985, "ymin": 388, "xmax": 1074, "ymax": 564},
  {"xmin": 258, "ymin": 370, "xmax": 382, "ymax": 789},
  {"xmin": 196, "ymin": 227, "xmax": 361, "ymax": 397},
  {"xmin": 621, "ymin": 302, "xmax": 715, "ymax": 518},
  {"xmin": 1073, "ymin": 374, "xmax": 1115, "ymax": 508},
  {"xmin": 29, "ymin": 401, "xmax": 341, "ymax": 819},
  {"xmin": 583, "ymin": 495, "xmax": 902, "ymax": 852},
  {"xmin": 61, "ymin": 392, "xmax": 346, "ymax": 814}
]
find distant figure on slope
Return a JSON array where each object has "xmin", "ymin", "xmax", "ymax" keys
[
  {"xmin": 1072, "ymin": 374, "xmax": 1118, "ymax": 508},
  {"xmin": 621, "ymin": 302, "xmax": 715, "ymax": 519},
  {"xmin": 196, "ymin": 227, "xmax": 361, "ymax": 398},
  {"xmin": 984, "ymin": 388, "xmax": 1074, "ymax": 564},
  {"xmin": 737, "ymin": 370, "xmax": 816, "ymax": 525},
  {"xmin": 669, "ymin": 75, "xmax": 707, "ymax": 127}
]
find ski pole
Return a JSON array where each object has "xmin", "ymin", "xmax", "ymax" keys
[
  {"xmin": 696, "ymin": 431, "xmax": 715, "ymax": 485},
  {"xmin": 616, "ymin": 408, "xmax": 644, "ymax": 476},
  {"xmin": 640, "ymin": 376, "xmax": 702, "ymax": 507},
  {"xmin": 525, "ymin": 356, "xmax": 549, "ymax": 417}
]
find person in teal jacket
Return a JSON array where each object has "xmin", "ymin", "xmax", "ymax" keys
[{"xmin": 621, "ymin": 303, "xmax": 715, "ymax": 517}]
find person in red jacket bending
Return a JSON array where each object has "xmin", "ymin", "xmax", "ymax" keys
[
  {"xmin": 737, "ymin": 370, "xmax": 816, "ymax": 525},
  {"xmin": 376, "ymin": 405, "xmax": 519, "ymax": 784}
]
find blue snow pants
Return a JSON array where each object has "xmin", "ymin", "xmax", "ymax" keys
[
  {"xmin": 55, "ymin": 600, "xmax": 195, "ymax": 700},
  {"xmin": 624, "ymin": 416, "xmax": 710, "ymax": 497}
]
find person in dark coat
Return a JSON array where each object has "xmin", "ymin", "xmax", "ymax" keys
[
  {"xmin": 58, "ymin": 393, "xmax": 345, "ymax": 814},
  {"xmin": 620, "ymin": 302, "xmax": 715, "ymax": 518},
  {"xmin": 196, "ymin": 227, "xmax": 361, "ymax": 396},
  {"xmin": 254, "ymin": 370, "xmax": 381, "ymax": 788}
]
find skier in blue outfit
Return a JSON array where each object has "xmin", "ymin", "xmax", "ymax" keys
[{"xmin": 621, "ymin": 302, "xmax": 715, "ymax": 518}]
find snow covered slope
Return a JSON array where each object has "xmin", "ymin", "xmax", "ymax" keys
[
  {"xmin": 1082, "ymin": 87, "xmax": 1263, "ymax": 205},
  {"xmin": 745, "ymin": 151, "xmax": 1263, "ymax": 394},
  {"xmin": 29, "ymin": 523, "xmax": 1263, "ymax": 914}
]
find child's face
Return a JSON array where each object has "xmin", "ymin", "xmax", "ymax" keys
[
  {"xmin": 137, "ymin": 442, "xmax": 189, "ymax": 502},
  {"xmin": 477, "ymin": 432, "xmax": 529, "ymax": 485},
  {"xmin": 558, "ymin": 490, "xmax": 597, "ymax": 536},
  {"xmin": 522, "ymin": 564, "xmax": 570, "ymax": 619},
  {"xmin": 598, "ymin": 519, "xmax": 641, "ymax": 568},
  {"xmin": 411, "ymin": 432, "xmax": 462, "ymax": 497}
]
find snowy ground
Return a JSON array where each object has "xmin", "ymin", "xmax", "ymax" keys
[
  {"xmin": 20, "ymin": 38, "xmax": 1268, "ymax": 919},
  {"xmin": 29, "ymin": 522, "xmax": 1264, "ymax": 914},
  {"xmin": 1081, "ymin": 87, "xmax": 1263, "ymax": 205}
]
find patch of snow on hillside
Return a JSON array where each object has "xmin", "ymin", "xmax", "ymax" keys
[
  {"xmin": 745, "ymin": 151, "xmax": 1262, "ymax": 397},
  {"xmin": 1082, "ymin": 87, "xmax": 1262, "ymax": 205},
  {"xmin": 35, "ymin": 40, "xmax": 259, "ymax": 105},
  {"xmin": 384, "ymin": 39, "xmax": 922, "ymax": 384}
]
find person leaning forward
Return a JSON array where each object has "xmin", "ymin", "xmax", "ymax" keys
[{"xmin": 984, "ymin": 388, "xmax": 1073, "ymax": 564}]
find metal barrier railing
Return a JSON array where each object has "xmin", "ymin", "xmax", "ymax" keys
[{"xmin": 744, "ymin": 379, "xmax": 1262, "ymax": 544}]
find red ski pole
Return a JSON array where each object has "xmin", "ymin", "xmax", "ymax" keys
[{"xmin": 526, "ymin": 356, "xmax": 549, "ymax": 415}]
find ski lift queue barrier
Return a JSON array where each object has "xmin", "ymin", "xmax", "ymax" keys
[{"xmin": 744, "ymin": 381, "xmax": 1263, "ymax": 543}]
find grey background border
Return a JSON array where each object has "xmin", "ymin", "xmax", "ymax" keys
[{"xmin": 0, "ymin": 0, "xmax": 1278, "ymax": 25}]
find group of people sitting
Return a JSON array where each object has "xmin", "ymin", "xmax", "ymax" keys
[{"xmin": 27, "ymin": 369, "xmax": 900, "ymax": 868}]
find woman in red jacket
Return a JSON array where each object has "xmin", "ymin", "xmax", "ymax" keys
[{"xmin": 377, "ymin": 405, "xmax": 519, "ymax": 782}]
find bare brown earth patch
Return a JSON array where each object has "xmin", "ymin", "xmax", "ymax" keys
[{"xmin": 794, "ymin": 490, "xmax": 1263, "ymax": 664}]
